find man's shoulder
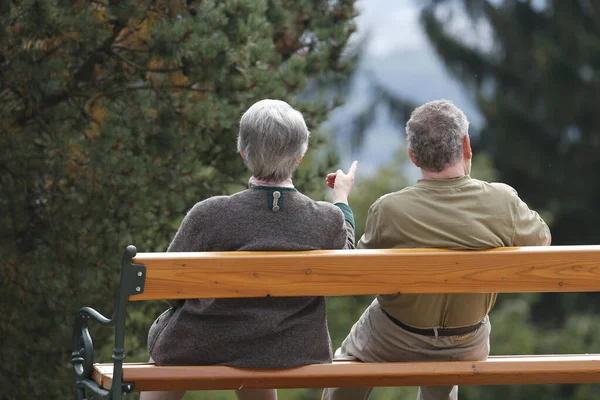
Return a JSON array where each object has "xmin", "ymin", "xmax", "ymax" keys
[
  {"xmin": 370, "ymin": 186, "xmax": 418, "ymax": 211},
  {"xmin": 370, "ymin": 179, "xmax": 521, "ymax": 211},
  {"xmin": 475, "ymin": 179, "xmax": 520, "ymax": 200},
  {"xmin": 484, "ymin": 180, "xmax": 517, "ymax": 193}
]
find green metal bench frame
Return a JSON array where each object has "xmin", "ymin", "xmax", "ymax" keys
[{"xmin": 71, "ymin": 246, "xmax": 144, "ymax": 399}]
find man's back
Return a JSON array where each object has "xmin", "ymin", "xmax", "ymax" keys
[
  {"xmin": 358, "ymin": 176, "xmax": 550, "ymax": 328},
  {"xmin": 323, "ymin": 100, "xmax": 552, "ymax": 400}
]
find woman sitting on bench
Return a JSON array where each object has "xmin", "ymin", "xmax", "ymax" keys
[{"xmin": 141, "ymin": 99, "xmax": 358, "ymax": 400}]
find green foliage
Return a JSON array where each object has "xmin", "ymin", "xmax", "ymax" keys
[{"xmin": 0, "ymin": 1, "xmax": 358, "ymax": 398}]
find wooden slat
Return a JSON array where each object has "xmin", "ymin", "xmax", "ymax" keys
[
  {"xmin": 93, "ymin": 355, "xmax": 600, "ymax": 391},
  {"xmin": 130, "ymin": 246, "xmax": 600, "ymax": 300}
]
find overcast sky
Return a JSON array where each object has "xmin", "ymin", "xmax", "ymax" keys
[
  {"xmin": 328, "ymin": 0, "xmax": 483, "ymax": 178},
  {"xmin": 358, "ymin": 0, "xmax": 428, "ymax": 57}
]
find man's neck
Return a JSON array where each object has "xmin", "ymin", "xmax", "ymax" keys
[{"xmin": 421, "ymin": 164, "xmax": 467, "ymax": 180}]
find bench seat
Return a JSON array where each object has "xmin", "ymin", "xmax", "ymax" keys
[{"xmin": 92, "ymin": 355, "xmax": 600, "ymax": 392}]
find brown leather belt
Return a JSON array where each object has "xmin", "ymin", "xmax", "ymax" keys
[{"xmin": 382, "ymin": 309, "xmax": 484, "ymax": 337}]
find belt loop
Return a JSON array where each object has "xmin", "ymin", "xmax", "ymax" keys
[{"xmin": 433, "ymin": 327, "xmax": 439, "ymax": 340}]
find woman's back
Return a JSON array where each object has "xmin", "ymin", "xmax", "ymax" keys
[{"xmin": 148, "ymin": 188, "xmax": 353, "ymax": 368}]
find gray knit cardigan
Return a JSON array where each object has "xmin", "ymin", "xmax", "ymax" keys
[{"xmin": 147, "ymin": 186, "xmax": 355, "ymax": 368}]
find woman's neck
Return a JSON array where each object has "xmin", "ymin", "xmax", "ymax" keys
[{"xmin": 248, "ymin": 176, "xmax": 294, "ymax": 188}]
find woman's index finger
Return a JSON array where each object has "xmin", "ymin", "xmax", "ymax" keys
[{"xmin": 347, "ymin": 161, "xmax": 358, "ymax": 177}]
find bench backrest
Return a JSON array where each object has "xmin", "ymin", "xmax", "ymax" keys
[
  {"xmin": 129, "ymin": 245, "xmax": 600, "ymax": 301},
  {"xmin": 74, "ymin": 244, "xmax": 600, "ymax": 398}
]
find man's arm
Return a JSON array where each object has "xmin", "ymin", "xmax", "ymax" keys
[
  {"xmin": 511, "ymin": 193, "xmax": 551, "ymax": 246},
  {"xmin": 357, "ymin": 201, "xmax": 383, "ymax": 249}
]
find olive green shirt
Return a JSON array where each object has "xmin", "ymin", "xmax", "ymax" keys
[{"xmin": 358, "ymin": 176, "xmax": 550, "ymax": 328}]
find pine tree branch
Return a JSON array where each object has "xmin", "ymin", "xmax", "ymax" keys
[
  {"xmin": 109, "ymin": 51, "xmax": 182, "ymax": 73},
  {"xmin": 275, "ymin": 10, "xmax": 312, "ymax": 62},
  {"xmin": 111, "ymin": 82, "xmax": 210, "ymax": 94},
  {"xmin": 111, "ymin": 44, "xmax": 149, "ymax": 53},
  {"xmin": 82, "ymin": 82, "xmax": 210, "ymax": 118},
  {"xmin": 7, "ymin": 10, "xmax": 26, "ymax": 27},
  {"xmin": 74, "ymin": 20, "xmax": 127, "ymax": 83},
  {"xmin": 12, "ymin": 15, "xmax": 127, "ymax": 127}
]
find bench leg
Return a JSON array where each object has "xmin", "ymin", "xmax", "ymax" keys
[{"xmin": 75, "ymin": 387, "xmax": 85, "ymax": 400}]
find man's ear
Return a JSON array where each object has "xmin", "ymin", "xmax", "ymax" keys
[
  {"xmin": 239, "ymin": 150, "xmax": 245, "ymax": 159},
  {"xmin": 408, "ymin": 149, "xmax": 419, "ymax": 167},
  {"xmin": 462, "ymin": 135, "xmax": 472, "ymax": 160},
  {"xmin": 295, "ymin": 156, "xmax": 303, "ymax": 166}
]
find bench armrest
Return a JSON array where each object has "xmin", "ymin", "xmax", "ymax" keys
[{"xmin": 71, "ymin": 246, "xmax": 144, "ymax": 400}]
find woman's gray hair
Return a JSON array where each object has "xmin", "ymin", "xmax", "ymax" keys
[
  {"xmin": 237, "ymin": 99, "xmax": 310, "ymax": 181},
  {"xmin": 405, "ymin": 100, "xmax": 470, "ymax": 172}
]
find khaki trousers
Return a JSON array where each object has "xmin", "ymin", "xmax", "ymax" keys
[{"xmin": 322, "ymin": 300, "xmax": 491, "ymax": 400}]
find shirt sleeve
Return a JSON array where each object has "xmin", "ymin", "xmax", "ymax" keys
[
  {"xmin": 357, "ymin": 201, "xmax": 383, "ymax": 249},
  {"xmin": 510, "ymin": 191, "xmax": 551, "ymax": 246},
  {"xmin": 334, "ymin": 203, "xmax": 355, "ymax": 229},
  {"xmin": 332, "ymin": 203, "xmax": 356, "ymax": 249}
]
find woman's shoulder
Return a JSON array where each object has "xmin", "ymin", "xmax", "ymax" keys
[
  {"xmin": 186, "ymin": 194, "xmax": 233, "ymax": 217},
  {"xmin": 292, "ymin": 192, "xmax": 344, "ymax": 220},
  {"xmin": 189, "ymin": 189, "xmax": 272, "ymax": 214}
]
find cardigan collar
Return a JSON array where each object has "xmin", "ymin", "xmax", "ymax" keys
[{"xmin": 248, "ymin": 176, "xmax": 294, "ymax": 188}]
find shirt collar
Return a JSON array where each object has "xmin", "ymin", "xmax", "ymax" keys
[
  {"xmin": 248, "ymin": 176, "xmax": 295, "ymax": 188},
  {"xmin": 416, "ymin": 175, "xmax": 472, "ymax": 187}
]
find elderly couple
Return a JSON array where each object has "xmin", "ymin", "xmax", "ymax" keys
[{"xmin": 142, "ymin": 99, "xmax": 550, "ymax": 400}]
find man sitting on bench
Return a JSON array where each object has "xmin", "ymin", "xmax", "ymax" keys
[{"xmin": 322, "ymin": 100, "xmax": 551, "ymax": 400}]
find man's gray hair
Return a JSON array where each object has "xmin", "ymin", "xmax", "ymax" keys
[
  {"xmin": 405, "ymin": 100, "xmax": 470, "ymax": 172},
  {"xmin": 237, "ymin": 99, "xmax": 310, "ymax": 181}
]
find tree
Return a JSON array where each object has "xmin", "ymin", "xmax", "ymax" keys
[{"xmin": 0, "ymin": 1, "xmax": 358, "ymax": 397}]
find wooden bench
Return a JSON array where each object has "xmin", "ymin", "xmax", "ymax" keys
[{"xmin": 72, "ymin": 245, "xmax": 600, "ymax": 399}]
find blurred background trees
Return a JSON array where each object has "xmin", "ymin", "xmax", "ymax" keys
[
  {"xmin": 2, "ymin": 0, "xmax": 600, "ymax": 399},
  {"xmin": 0, "ymin": 0, "xmax": 357, "ymax": 398}
]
